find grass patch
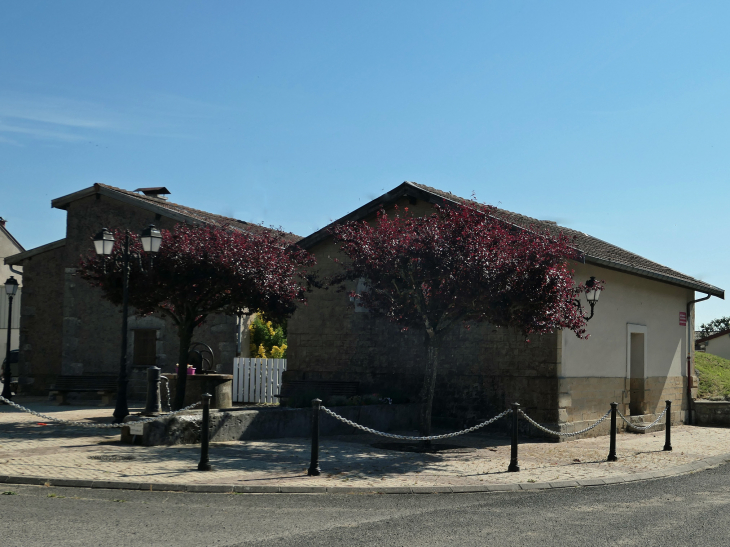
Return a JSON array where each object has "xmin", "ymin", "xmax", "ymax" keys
[{"xmin": 695, "ymin": 352, "xmax": 730, "ymax": 400}]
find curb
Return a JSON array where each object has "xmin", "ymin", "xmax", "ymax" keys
[{"xmin": 2, "ymin": 453, "xmax": 730, "ymax": 494}]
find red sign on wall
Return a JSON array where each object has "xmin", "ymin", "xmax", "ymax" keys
[{"xmin": 679, "ymin": 312, "xmax": 687, "ymax": 326}]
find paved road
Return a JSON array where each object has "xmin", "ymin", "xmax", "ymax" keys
[{"xmin": 3, "ymin": 463, "xmax": 730, "ymax": 546}]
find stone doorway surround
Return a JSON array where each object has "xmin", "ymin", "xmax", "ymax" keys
[{"xmin": 627, "ymin": 323, "xmax": 648, "ymax": 416}]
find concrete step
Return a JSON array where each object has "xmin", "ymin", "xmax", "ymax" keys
[{"xmin": 626, "ymin": 414, "xmax": 665, "ymax": 434}]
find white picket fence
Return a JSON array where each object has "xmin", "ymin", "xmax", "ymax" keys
[{"xmin": 232, "ymin": 358, "xmax": 287, "ymax": 403}]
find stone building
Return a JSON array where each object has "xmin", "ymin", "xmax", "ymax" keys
[
  {"xmin": 287, "ymin": 181, "xmax": 724, "ymax": 433},
  {"xmin": 0, "ymin": 218, "xmax": 24, "ymax": 363},
  {"xmin": 695, "ymin": 329, "xmax": 730, "ymax": 360},
  {"xmin": 4, "ymin": 184, "xmax": 288, "ymax": 397}
]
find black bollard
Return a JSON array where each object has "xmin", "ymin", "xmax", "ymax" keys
[
  {"xmin": 308, "ymin": 398, "xmax": 322, "ymax": 476},
  {"xmin": 142, "ymin": 366, "xmax": 162, "ymax": 416},
  {"xmin": 508, "ymin": 403, "xmax": 520, "ymax": 472},
  {"xmin": 607, "ymin": 402, "xmax": 618, "ymax": 462},
  {"xmin": 663, "ymin": 400, "xmax": 673, "ymax": 451},
  {"xmin": 197, "ymin": 393, "xmax": 212, "ymax": 471}
]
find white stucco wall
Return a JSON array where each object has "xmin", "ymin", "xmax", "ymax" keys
[
  {"xmin": 560, "ymin": 262, "xmax": 692, "ymax": 379},
  {"xmin": 703, "ymin": 335, "xmax": 730, "ymax": 361}
]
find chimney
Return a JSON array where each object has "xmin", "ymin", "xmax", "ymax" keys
[
  {"xmin": 0, "ymin": 217, "xmax": 5, "ymax": 228},
  {"xmin": 133, "ymin": 187, "xmax": 171, "ymax": 201}
]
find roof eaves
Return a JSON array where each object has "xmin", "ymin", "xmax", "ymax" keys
[
  {"xmin": 696, "ymin": 328, "xmax": 730, "ymax": 343},
  {"xmin": 585, "ymin": 255, "xmax": 724, "ymax": 299},
  {"xmin": 51, "ymin": 187, "xmax": 98, "ymax": 210},
  {"xmin": 5, "ymin": 239, "xmax": 66, "ymax": 265}
]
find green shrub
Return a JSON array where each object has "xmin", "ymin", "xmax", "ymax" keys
[
  {"xmin": 249, "ymin": 315, "xmax": 287, "ymax": 358},
  {"xmin": 696, "ymin": 352, "xmax": 730, "ymax": 400}
]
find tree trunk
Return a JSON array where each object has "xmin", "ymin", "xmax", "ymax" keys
[
  {"xmin": 173, "ymin": 323, "xmax": 194, "ymax": 410},
  {"xmin": 418, "ymin": 343, "xmax": 439, "ymax": 438}
]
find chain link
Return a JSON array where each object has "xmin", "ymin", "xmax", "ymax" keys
[
  {"xmin": 519, "ymin": 408, "xmax": 611, "ymax": 438},
  {"xmin": 617, "ymin": 408, "xmax": 667, "ymax": 431},
  {"xmin": 160, "ymin": 375, "xmax": 172, "ymax": 412},
  {"xmin": 320, "ymin": 406, "xmax": 512, "ymax": 441},
  {"xmin": 0, "ymin": 395, "xmax": 201, "ymax": 429}
]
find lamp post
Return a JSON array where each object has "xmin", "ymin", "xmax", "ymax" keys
[
  {"xmin": 94, "ymin": 225, "xmax": 162, "ymax": 423},
  {"xmin": 2, "ymin": 276, "xmax": 18, "ymax": 401}
]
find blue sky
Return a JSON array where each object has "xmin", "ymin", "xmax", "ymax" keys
[{"xmin": 1, "ymin": 1, "xmax": 729, "ymax": 325}]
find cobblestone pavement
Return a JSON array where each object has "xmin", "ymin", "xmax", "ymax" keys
[{"xmin": 2, "ymin": 400, "xmax": 730, "ymax": 488}]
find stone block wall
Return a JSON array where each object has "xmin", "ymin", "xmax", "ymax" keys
[
  {"xmin": 558, "ymin": 377, "xmax": 627, "ymax": 425},
  {"xmin": 694, "ymin": 401, "xmax": 730, "ymax": 426},
  {"xmin": 643, "ymin": 375, "xmax": 687, "ymax": 415},
  {"xmin": 555, "ymin": 375, "xmax": 688, "ymax": 437},
  {"xmin": 288, "ymin": 230, "xmax": 562, "ymax": 425},
  {"xmin": 15, "ymin": 244, "xmax": 65, "ymax": 393}
]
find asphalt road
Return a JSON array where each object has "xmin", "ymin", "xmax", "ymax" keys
[{"xmin": 3, "ymin": 464, "xmax": 730, "ymax": 547}]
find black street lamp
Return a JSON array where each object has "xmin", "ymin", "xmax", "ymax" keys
[
  {"xmin": 2, "ymin": 276, "xmax": 19, "ymax": 401},
  {"xmin": 93, "ymin": 225, "xmax": 162, "ymax": 423},
  {"xmin": 577, "ymin": 276, "xmax": 602, "ymax": 321}
]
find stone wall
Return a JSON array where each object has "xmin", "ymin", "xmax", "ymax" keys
[
  {"xmin": 122, "ymin": 403, "xmax": 421, "ymax": 446},
  {"xmin": 288, "ymin": 304, "xmax": 562, "ymax": 426},
  {"xmin": 15, "ymin": 245, "xmax": 65, "ymax": 392},
  {"xmin": 694, "ymin": 400, "xmax": 730, "ymax": 426}
]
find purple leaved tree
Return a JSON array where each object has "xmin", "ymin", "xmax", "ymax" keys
[
  {"xmin": 79, "ymin": 223, "xmax": 315, "ymax": 410},
  {"xmin": 330, "ymin": 201, "xmax": 603, "ymax": 436}
]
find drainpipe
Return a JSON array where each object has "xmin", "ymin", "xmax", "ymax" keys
[
  {"xmin": 235, "ymin": 312, "xmax": 242, "ymax": 358},
  {"xmin": 686, "ymin": 293, "xmax": 711, "ymax": 425},
  {"xmin": 9, "ymin": 266, "xmax": 23, "ymax": 277}
]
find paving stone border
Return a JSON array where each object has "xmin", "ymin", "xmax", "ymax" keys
[{"xmin": 2, "ymin": 453, "xmax": 729, "ymax": 495}]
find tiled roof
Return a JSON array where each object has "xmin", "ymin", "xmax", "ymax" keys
[
  {"xmin": 5, "ymin": 239, "xmax": 65, "ymax": 265},
  {"xmin": 52, "ymin": 184, "xmax": 302, "ymax": 243},
  {"xmin": 407, "ymin": 182, "xmax": 722, "ymax": 297},
  {"xmin": 297, "ymin": 181, "xmax": 723, "ymax": 298}
]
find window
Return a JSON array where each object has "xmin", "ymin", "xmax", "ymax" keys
[
  {"xmin": 133, "ymin": 329, "xmax": 157, "ymax": 367},
  {"xmin": 350, "ymin": 278, "xmax": 369, "ymax": 313}
]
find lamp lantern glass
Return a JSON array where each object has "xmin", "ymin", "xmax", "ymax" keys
[
  {"xmin": 93, "ymin": 228, "xmax": 115, "ymax": 255},
  {"xmin": 4, "ymin": 276, "xmax": 18, "ymax": 296},
  {"xmin": 585, "ymin": 276, "xmax": 600, "ymax": 304},
  {"xmin": 141, "ymin": 224, "xmax": 162, "ymax": 253}
]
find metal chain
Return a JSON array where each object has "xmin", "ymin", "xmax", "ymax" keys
[
  {"xmin": 617, "ymin": 408, "xmax": 667, "ymax": 431},
  {"xmin": 160, "ymin": 375, "xmax": 172, "ymax": 411},
  {"xmin": 320, "ymin": 406, "xmax": 512, "ymax": 441},
  {"xmin": 519, "ymin": 408, "xmax": 611, "ymax": 438},
  {"xmin": 0, "ymin": 395, "xmax": 201, "ymax": 429}
]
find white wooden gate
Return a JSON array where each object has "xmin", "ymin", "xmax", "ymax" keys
[{"xmin": 232, "ymin": 358, "xmax": 287, "ymax": 403}]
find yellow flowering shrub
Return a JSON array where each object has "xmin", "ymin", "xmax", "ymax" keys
[
  {"xmin": 270, "ymin": 344, "xmax": 287, "ymax": 358},
  {"xmin": 249, "ymin": 315, "xmax": 287, "ymax": 358}
]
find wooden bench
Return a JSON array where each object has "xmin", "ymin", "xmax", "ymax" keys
[
  {"xmin": 49, "ymin": 375, "xmax": 118, "ymax": 405},
  {"xmin": 277, "ymin": 380, "xmax": 359, "ymax": 401}
]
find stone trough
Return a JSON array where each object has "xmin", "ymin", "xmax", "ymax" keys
[{"xmin": 121, "ymin": 403, "xmax": 420, "ymax": 446}]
